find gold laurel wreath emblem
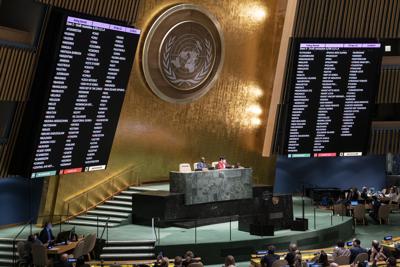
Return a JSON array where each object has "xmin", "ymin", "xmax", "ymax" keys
[{"xmin": 162, "ymin": 36, "xmax": 213, "ymax": 87}]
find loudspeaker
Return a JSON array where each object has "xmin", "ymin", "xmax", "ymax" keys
[
  {"xmin": 249, "ymin": 223, "xmax": 274, "ymax": 236},
  {"xmin": 290, "ymin": 218, "xmax": 308, "ymax": 231}
]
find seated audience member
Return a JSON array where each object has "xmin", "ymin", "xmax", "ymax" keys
[
  {"xmin": 318, "ymin": 251, "xmax": 329, "ymax": 267},
  {"xmin": 369, "ymin": 240, "xmax": 388, "ymax": 262},
  {"xmin": 335, "ymin": 193, "xmax": 347, "ymax": 205},
  {"xmin": 183, "ymin": 251, "xmax": 196, "ymax": 267},
  {"xmin": 369, "ymin": 196, "xmax": 381, "ymax": 223},
  {"xmin": 386, "ymin": 187, "xmax": 399, "ymax": 203},
  {"xmin": 39, "ymin": 222, "xmax": 55, "ymax": 244},
  {"xmin": 285, "ymin": 244, "xmax": 301, "ymax": 267},
  {"xmin": 333, "ymin": 240, "xmax": 351, "ymax": 258},
  {"xmin": 350, "ymin": 239, "xmax": 367, "ymax": 263},
  {"xmin": 217, "ymin": 157, "xmax": 229, "ymax": 169},
  {"xmin": 347, "ymin": 187, "xmax": 360, "ymax": 202},
  {"xmin": 196, "ymin": 157, "xmax": 209, "ymax": 170},
  {"xmin": 360, "ymin": 187, "xmax": 369, "ymax": 201},
  {"xmin": 22, "ymin": 234, "xmax": 42, "ymax": 265},
  {"xmin": 174, "ymin": 256, "xmax": 183, "ymax": 267},
  {"xmin": 154, "ymin": 254, "xmax": 163, "ymax": 267},
  {"xmin": 260, "ymin": 245, "xmax": 280, "ymax": 267},
  {"xmin": 224, "ymin": 255, "xmax": 236, "ymax": 267},
  {"xmin": 161, "ymin": 257, "xmax": 169, "ymax": 267},
  {"xmin": 55, "ymin": 253, "xmax": 72, "ymax": 267},
  {"xmin": 386, "ymin": 256, "xmax": 397, "ymax": 267}
]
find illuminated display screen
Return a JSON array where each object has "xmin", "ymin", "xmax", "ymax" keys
[
  {"xmin": 284, "ymin": 40, "xmax": 383, "ymax": 158},
  {"xmin": 10, "ymin": 10, "xmax": 140, "ymax": 177}
]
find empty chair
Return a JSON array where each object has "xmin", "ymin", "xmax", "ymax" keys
[
  {"xmin": 353, "ymin": 204, "xmax": 366, "ymax": 225},
  {"xmin": 378, "ymin": 205, "xmax": 391, "ymax": 224},
  {"xmin": 334, "ymin": 255, "xmax": 350, "ymax": 265},
  {"xmin": 31, "ymin": 244, "xmax": 51, "ymax": 267},
  {"xmin": 82, "ymin": 234, "xmax": 97, "ymax": 260},
  {"xmin": 179, "ymin": 163, "xmax": 192, "ymax": 173},
  {"xmin": 271, "ymin": 259, "xmax": 288, "ymax": 267},
  {"xmin": 193, "ymin": 163, "xmax": 198, "ymax": 170},
  {"xmin": 333, "ymin": 203, "xmax": 346, "ymax": 216},
  {"xmin": 353, "ymin": 253, "xmax": 368, "ymax": 263},
  {"xmin": 71, "ymin": 240, "xmax": 85, "ymax": 259}
]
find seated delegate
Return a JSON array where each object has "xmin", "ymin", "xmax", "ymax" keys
[
  {"xmin": 217, "ymin": 157, "xmax": 229, "ymax": 169},
  {"xmin": 195, "ymin": 157, "xmax": 209, "ymax": 170}
]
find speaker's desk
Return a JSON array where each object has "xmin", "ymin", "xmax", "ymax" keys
[{"xmin": 170, "ymin": 168, "xmax": 253, "ymax": 205}]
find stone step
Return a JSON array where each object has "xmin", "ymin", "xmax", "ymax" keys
[
  {"xmin": 100, "ymin": 252, "xmax": 155, "ymax": 259},
  {"xmin": 97, "ymin": 205, "xmax": 132, "ymax": 212},
  {"xmin": 75, "ymin": 215, "xmax": 125, "ymax": 223},
  {"xmin": 66, "ymin": 219, "xmax": 119, "ymax": 228},
  {"xmin": 106, "ymin": 240, "xmax": 155, "ymax": 246},
  {"xmin": 129, "ymin": 186, "xmax": 158, "ymax": 191},
  {"xmin": 0, "ymin": 258, "xmax": 13, "ymax": 266},
  {"xmin": 114, "ymin": 195, "xmax": 132, "ymax": 201},
  {"xmin": 87, "ymin": 210, "xmax": 130, "ymax": 218},
  {"xmin": 0, "ymin": 250, "xmax": 18, "ymax": 259},
  {"xmin": 102, "ymin": 246, "xmax": 154, "ymax": 251},
  {"xmin": 105, "ymin": 200, "xmax": 132, "ymax": 207},
  {"xmin": 120, "ymin": 190, "xmax": 140, "ymax": 196},
  {"xmin": 0, "ymin": 238, "xmax": 23, "ymax": 244},
  {"xmin": 0, "ymin": 244, "xmax": 13, "ymax": 251}
]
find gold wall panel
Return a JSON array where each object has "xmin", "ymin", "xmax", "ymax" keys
[{"xmin": 47, "ymin": 0, "xmax": 288, "ymax": 215}]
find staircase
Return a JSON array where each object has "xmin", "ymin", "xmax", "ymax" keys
[
  {"xmin": 0, "ymin": 238, "xmax": 23, "ymax": 267},
  {"xmin": 100, "ymin": 240, "xmax": 156, "ymax": 261},
  {"xmin": 67, "ymin": 186, "xmax": 141, "ymax": 228},
  {"xmin": 67, "ymin": 186, "xmax": 157, "ymax": 228}
]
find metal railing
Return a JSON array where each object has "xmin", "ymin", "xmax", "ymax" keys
[
  {"xmin": 12, "ymin": 218, "xmax": 33, "ymax": 266},
  {"xmin": 152, "ymin": 207, "xmax": 353, "ymax": 245},
  {"xmin": 64, "ymin": 165, "xmax": 139, "ymax": 221},
  {"xmin": 99, "ymin": 217, "xmax": 111, "ymax": 243}
]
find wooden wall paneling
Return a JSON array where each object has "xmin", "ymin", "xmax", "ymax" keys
[
  {"xmin": 0, "ymin": 49, "xmax": 12, "ymax": 99},
  {"xmin": 295, "ymin": 0, "xmax": 304, "ymax": 37},
  {"xmin": 395, "ymin": 70, "xmax": 400, "ymax": 103},
  {"xmin": 391, "ymin": 70, "xmax": 397, "ymax": 102},
  {"xmin": 369, "ymin": 128, "xmax": 376, "ymax": 153},
  {"xmin": 394, "ymin": 0, "xmax": 400, "ymax": 37},
  {"xmin": 377, "ymin": 69, "xmax": 384, "ymax": 103},
  {"xmin": 1, "ymin": 49, "xmax": 16, "ymax": 99},
  {"xmin": 121, "ymin": 0, "xmax": 129, "ymax": 22},
  {"xmin": 308, "ymin": 0, "xmax": 317, "ymax": 37},
  {"xmin": 385, "ymin": 0, "xmax": 394, "ymax": 37}
]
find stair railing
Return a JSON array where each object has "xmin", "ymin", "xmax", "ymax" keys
[
  {"xmin": 100, "ymin": 217, "xmax": 111, "ymax": 243},
  {"xmin": 64, "ymin": 165, "xmax": 139, "ymax": 222},
  {"xmin": 12, "ymin": 218, "xmax": 33, "ymax": 266}
]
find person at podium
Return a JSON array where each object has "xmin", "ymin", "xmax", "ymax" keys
[
  {"xmin": 196, "ymin": 157, "xmax": 209, "ymax": 170},
  {"xmin": 217, "ymin": 156, "xmax": 229, "ymax": 169}
]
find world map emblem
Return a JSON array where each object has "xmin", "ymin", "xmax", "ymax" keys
[{"xmin": 142, "ymin": 4, "xmax": 224, "ymax": 103}]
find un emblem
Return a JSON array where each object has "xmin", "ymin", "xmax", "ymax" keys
[{"xmin": 142, "ymin": 4, "xmax": 224, "ymax": 103}]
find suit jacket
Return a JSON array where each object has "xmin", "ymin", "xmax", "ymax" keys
[
  {"xmin": 261, "ymin": 254, "xmax": 280, "ymax": 267},
  {"xmin": 39, "ymin": 227, "xmax": 55, "ymax": 244},
  {"xmin": 350, "ymin": 246, "xmax": 368, "ymax": 263}
]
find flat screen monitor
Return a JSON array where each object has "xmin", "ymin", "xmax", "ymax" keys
[
  {"xmin": 283, "ymin": 39, "xmax": 383, "ymax": 158},
  {"xmin": 10, "ymin": 9, "xmax": 140, "ymax": 178}
]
